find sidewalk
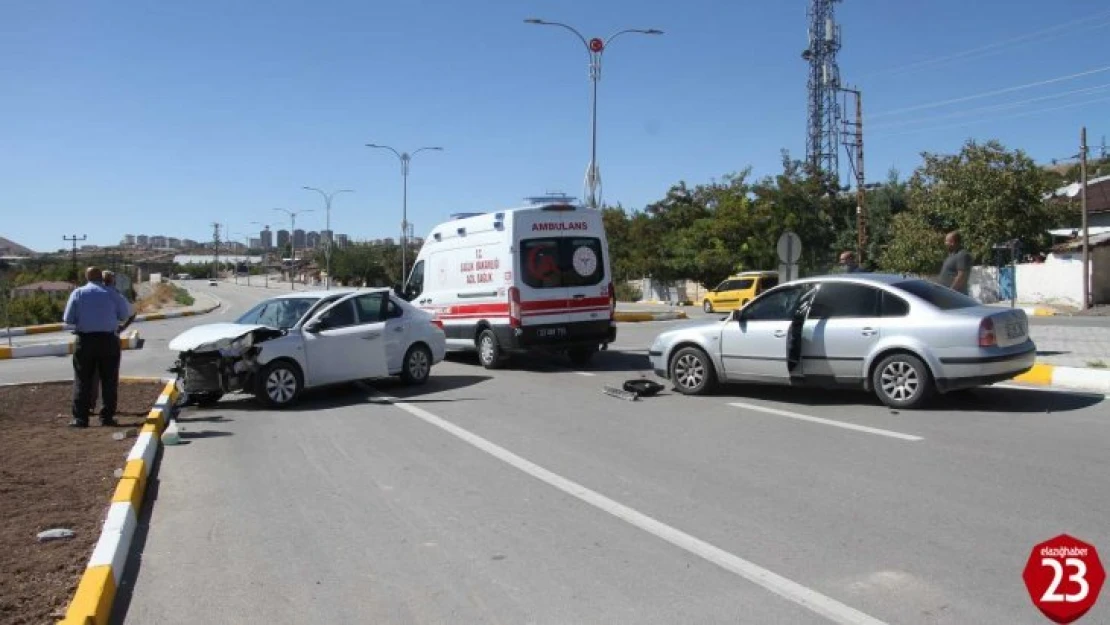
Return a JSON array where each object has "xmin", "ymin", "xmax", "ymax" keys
[{"xmin": 1027, "ymin": 325, "xmax": 1110, "ymax": 369}]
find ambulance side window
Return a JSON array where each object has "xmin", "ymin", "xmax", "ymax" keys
[{"xmin": 405, "ymin": 260, "xmax": 425, "ymax": 300}]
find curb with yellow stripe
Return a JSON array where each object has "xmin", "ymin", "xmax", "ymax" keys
[
  {"xmin": 1012, "ymin": 363, "xmax": 1110, "ymax": 393},
  {"xmin": 0, "ymin": 330, "xmax": 143, "ymax": 360},
  {"xmin": 0, "ymin": 300, "xmax": 221, "ymax": 339},
  {"xmin": 614, "ymin": 310, "xmax": 689, "ymax": 322},
  {"xmin": 57, "ymin": 378, "xmax": 179, "ymax": 625}
]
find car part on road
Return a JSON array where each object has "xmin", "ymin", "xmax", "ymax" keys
[
  {"xmin": 872, "ymin": 352, "xmax": 934, "ymax": 409},
  {"xmin": 400, "ymin": 344, "xmax": 433, "ymax": 385},
  {"xmin": 256, "ymin": 360, "xmax": 304, "ymax": 408},
  {"xmin": 669, "ymin": 346, "xmax": 718, "ymax": 395},
  {"xmin": 623, "ymin": 379, "xmax": 665, "ymax": 397},
  {"xmin": 602, "ymin": 385, "xmax": 640, "ymax": 401}
]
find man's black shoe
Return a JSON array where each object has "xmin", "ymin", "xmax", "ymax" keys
[
  {"xmin": 69, "ymin": 419, "xmax": 89, "ymax": 428},
  {"xmin": 100, "ymin": 418, "xmax": 119, "ymax": 427}
]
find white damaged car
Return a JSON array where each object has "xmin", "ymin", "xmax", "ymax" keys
[{"xmin": 168, "ymin": 288, "xmax": 447, "ymax": 408}]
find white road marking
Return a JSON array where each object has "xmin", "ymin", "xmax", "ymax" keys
[
  {"xmin": 381, "ymin": 394, "xmax": 889, "ymax": 625},
  {"xmin": 728, "ymin": 402, "xmax": 924, "ymax": 442},
  {"xmin": 573, "ymin": 371, "xmax": 596, "ymax": 377}
]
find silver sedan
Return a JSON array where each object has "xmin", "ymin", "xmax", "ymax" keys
[{"xmin": 647, "ymin": 274, "xmax": 1036, "ymax": 409}]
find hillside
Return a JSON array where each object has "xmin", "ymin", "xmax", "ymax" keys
[{"xmin": 0, "ymin": 236, "xmax": 35, "ymax": 256}]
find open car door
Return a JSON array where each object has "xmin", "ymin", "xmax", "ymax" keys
[{"xmin": 786, "ymin": 285, "xmax": 818, "ymax": 379}]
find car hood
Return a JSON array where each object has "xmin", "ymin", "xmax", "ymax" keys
[{"xmin": 168, "ymin": 323, "xmax": 277, "ymax": 352}]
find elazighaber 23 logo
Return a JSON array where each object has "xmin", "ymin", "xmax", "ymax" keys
[{"xmin": 1022, "ymin": 534, "xmax": 1105, "ymax": 623}]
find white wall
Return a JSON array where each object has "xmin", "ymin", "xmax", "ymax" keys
[{"xmin": 970, "ymin": 255, "xmax": 1097, "ymax": 308}]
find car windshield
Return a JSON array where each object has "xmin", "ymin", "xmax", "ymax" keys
[
  {"xmin": 891, "ymin": 279, "xmax": 979, "ymax": 310},
  {"xmin": 235, "ymin": 297, "xmax": 320, "ymax": 329}
]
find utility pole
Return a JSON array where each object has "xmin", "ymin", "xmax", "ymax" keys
[
  {"xmin": 1081, "ymin": 127, "xmax": 1090, "ymax": 311},
  {"xmin": 211, "ymin": 222, "xmax": 221, "ymax": 280},
  {"xmin": 63, "ymin": 235, "xmax": 87, "ymax": 284},
  {"xmin": 802, "ymin": 0, "xmax": 844, "ymax": 183},
  {"xmin": 839, "ymin": 87, "xmax": 866, "ymax": 264}
]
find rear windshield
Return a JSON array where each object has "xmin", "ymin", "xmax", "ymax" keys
[
  {"xmin": 520, "ymin": 237, "xmax": 605, "ymax": 289},
  {"xmin": 891, "ymin": 279, "xmax": 979, "ymax": 310}
]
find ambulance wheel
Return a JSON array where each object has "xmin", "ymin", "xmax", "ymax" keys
[
  {"xmin": 477, "ymin": 329, "xmax": 505, "ymax": 370},
  {"xmin": 567, "ymin": 346, "xmax": 597, "ymax": 367}
]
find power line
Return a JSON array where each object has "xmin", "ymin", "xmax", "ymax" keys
[
  {"xmin": 871, "ymin": 64, "xmax": 1110, "ymax": 119},
  {"xmin": 869, "ymin": 82, "xmax": 1110, "ymax": 131},
  {"xmin": 871, "ymin": 94, "xmax": 1110, "ymax": 140},
  {"xmin": 862, "ymin": 10, "xmax": 1110, "ymax": 80}
]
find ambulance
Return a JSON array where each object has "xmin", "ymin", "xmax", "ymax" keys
[{"xmin": 400, "ymin": 201, "xmax": 617, "ymax": 369}]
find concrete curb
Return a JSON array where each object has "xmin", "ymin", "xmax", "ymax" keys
[
  {"xmin": 1013, "ymin": 363, "xmax": 1110, "ymax": 393},
  {"xmin": 0, "ymin": 330, "xmax": 143, "ymax": 360},
  {"xmin": 0, "ymin": 299, "xmax": 221, "ymax": 339},
  {"xmin": 614, "ymin": 310, "xmax": 689, "ymax": 322},
  {"xmin": 58, "ymin": 378, "xmax": 179, "ymax": 625}
]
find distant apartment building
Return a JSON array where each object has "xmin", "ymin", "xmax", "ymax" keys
[
  {"xmin": 335, "ymin": 233, "xmax": 350, "ymax": 248},
  {"xmin": 121, "ymin": 234, "xmax": 136, "ymax": 247},
  {"xmin": 151, "ymin": 235, "xmax": 168, "ymax": 248},
  {"xmin": 260, "ymin": 226, "xmax": 273, "ymax": 250},
  {"xmin": 136, "ymin": 235, "xmax": 149, "ymax": 247},
  {"xmin": 320, "ymin": 229, "xmax": 333, "ymax": 245},
  {"xmin": 293, "ymin": 229, "xmax": 306, "ymax": 248},
  {"xmin": 383, "ymin": 238, "xmax": 395, "ymax": 246},
  {"xmin": 276, "ymin": 229, "xmax": 290, "ymax": 249},
  {"xmin": 167, "ymin": 237, "xmax": 182, "ymax": 249},
  {"xmin": 306, "ymin": 231, "xmax": 320, "ymax": 249},
  {"xmin": 249, "ymin": 238, "xmax": 261, "ymax": 250},
  {"xmin": 182, "ymin": 239, "xmax": 199, "ymax": 249}
]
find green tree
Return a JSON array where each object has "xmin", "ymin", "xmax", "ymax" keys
[{"xmin": 879, "ymin": 139, "xmax": 1068, "ymax": 273}]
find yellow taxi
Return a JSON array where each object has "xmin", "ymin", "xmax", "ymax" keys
[{"xmin": 701, "ymin": 271, "xmax": 780, "ymax": 313}]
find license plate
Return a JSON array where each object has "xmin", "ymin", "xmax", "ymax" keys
[
  {"xmin": 1005, "ymin": 320, "xmax": 1024, "ymax": 340},
  {"xmin": 537, "ymin": 327, "xmax": 567, "ymax": 339}
]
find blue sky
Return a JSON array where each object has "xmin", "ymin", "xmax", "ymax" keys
[{"xmin": 2, "ymin": 0, "xmax": 1108, "ymax": 252}]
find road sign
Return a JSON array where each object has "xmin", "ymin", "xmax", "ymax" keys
[
  {"xmin": 777, "ymin": 231, "xmax": 802, "ymax": 265},
  {"xmin": 589, "ymin": 38, "xmax": 604, "ymax": 52},
  {"xmin": 1023, "ymin": 534, "xmax": 1104, "ymax": 624}
]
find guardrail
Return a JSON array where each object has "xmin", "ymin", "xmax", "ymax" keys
[{"xmin": 0, "ymin": 330, "xmax": 143, "ymax": 360}]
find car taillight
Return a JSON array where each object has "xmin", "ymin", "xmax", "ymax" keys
[
  {"xmin": 431, "ymin": 319, "xmax": 444, "ymax": 331},
  {"xmin": 509, "ymin": 287, "xmax": 521, "ymax": 328},
  {"xmin": 608, "ymin": 282, "xmax": 616, "ymax": 319},
  {"xmin": 979, "ymin": 317, "xmax": 996, "ymax": 347}
]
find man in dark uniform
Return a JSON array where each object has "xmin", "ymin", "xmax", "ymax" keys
[
  {"xmin": 63, "ymin": 266, "xmax": 132, "ymax": 427},
  {"xmin": 88, "ymin": 271, "xmax": 136, "ymax": 413}
]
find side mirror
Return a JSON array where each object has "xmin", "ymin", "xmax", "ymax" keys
[
  {"xmin": 393, "ymin": 283, "xmax": 404, "ymax": 297},
  {"xmin": 304, "ymin": 319, "xmax": 323, "ymax": 333}
]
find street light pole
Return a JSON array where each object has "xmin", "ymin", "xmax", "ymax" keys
[
  {"xmin": 303, "ymin": 187, "xmax": 353, "ymax": 290},
  {"xmin": 524, "ymin": 18, "xmax": 662, "ymax": 209},
  {"xmin": 250, "ymin": 221, "xmax": 270, "ymax": 288},
  {"xmin": 274, "ymin": 208, "xmax": 313, "ymax": 291},
  {"xmin": 365, "ymin": 144, "xmax": 442, "ymax": 284}
]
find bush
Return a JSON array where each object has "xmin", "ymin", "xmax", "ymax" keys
[
  {"xmin": 614, "ymin": 282, "xmax": 642, "ymax": 302},
  {"xmin": 6, "ymin": 293, "xmax": 67, "ymax": 326}
]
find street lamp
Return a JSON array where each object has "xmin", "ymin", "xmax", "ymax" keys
[
  {"xmin": 365, "ymin": 143, "xmax": 442, "ymax": 284},
  {"xmin": 249, "ymin": 221, "xmax": 270, "ymax": 288},
  {"xmin": 524, "ymin": 18, "xmax": 662, "ymax": 209},
  {"xmin": 302, "ymin": 187, "xmax": 354, "ymax": 290},
  {"xmin": 273, "ymin": 208, "xmax": 314, "ymax": 290},
  {"xmin": 231, "ymin": 232, "xmax": 253, "ymax": 286}
]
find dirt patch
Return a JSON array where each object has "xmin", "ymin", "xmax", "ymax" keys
[
  {"xmin": 0, "ymin": 380, "xmax": 162, "ymax": 625},
  {"xmin": 136, "ymin": 282, "xmax": 194, "ymax": 314}
]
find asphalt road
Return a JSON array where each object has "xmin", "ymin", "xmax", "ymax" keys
[{"xmin": 38, "ymin": 285, "xmax": 1094, "ymax": 625}]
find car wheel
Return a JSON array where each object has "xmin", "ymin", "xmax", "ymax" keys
[
  {"xmin": 702, "ymin": 300, "xmax": 714, "ymax": 313},
  {"xmin": 567, "ymin": 346, "xmax": 597, "ymax": 367},
  {"xmin": 872, "ymin": 353, "xmax": 933, "ymax": 409},
  {"xmin": 400, "ymin": 344, "xmax": 433, "ymax": 385},
  {"xmin": 669, "ymin": 347, "xmax": 717, "ymax": 396},
  {"xmin": 255, "ymin": 361, "xmax": 303, "ymax": 408},
  {"xmin": 477, "ymin": 329, "xmax": 504, "ymax": 370}
]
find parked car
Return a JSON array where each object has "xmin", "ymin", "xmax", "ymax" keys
[
  {"xmin": 168, "ymin": 288, "xmax": 447, "ymax": 408},
  {"xmin": 701, "ymin": 270, "xmax": 779, "ymax": 313},
  {"xmin": 649, "ymin": 274, "xmax": 1036, "ymax": 409},
  {"xmin": 208, "ymin": 279, "xmax": 218, "ymax": 286}
]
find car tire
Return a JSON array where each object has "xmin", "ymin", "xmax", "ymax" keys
[
  {"xmin": 477, "ymin": 329, "xmax": 505, "ymax": 370},
  {"xmin": 669, "ymin": 347, "xmax": 717, "ymax": 396},
  {"xmin": 702, "ymin": 300, "xmax": 714, "ymax": 313},
  {"xmin": 567, "ymin": 346, "xmax": 597, "ymax": 367},
  {"xmin": 400, "ymin": 344, "xmax": 433, "ymax": 385},
  {"xmin": 872, "ymin": 352, "xmax": 933, "ymax": 409},
  {"xmin": 255, "ymin": 361, "xmax": 303, "ymax": 408}
]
